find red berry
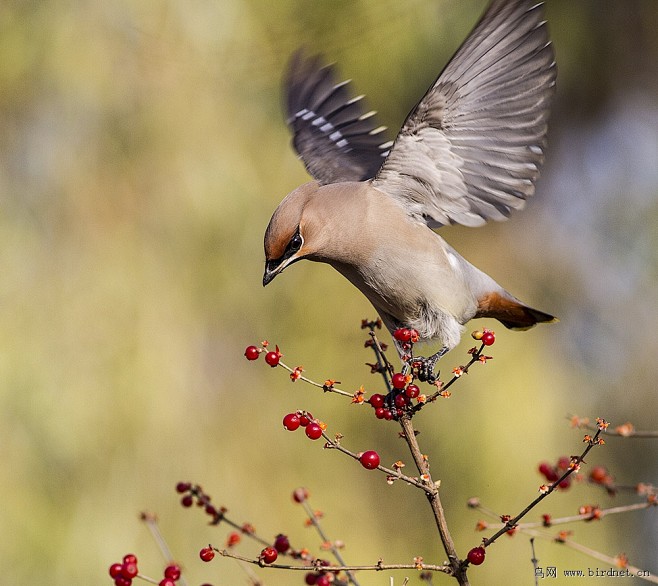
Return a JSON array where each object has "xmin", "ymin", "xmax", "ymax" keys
[
  {"xmin": 159, "ymin": 580, "xmax": 176, "ymax": 586},
  {"xmin": 374, "ymin": 407, "xmax": 386, "ymax": 419},
  {"xmin": 265, "ymin": 351, "xmax": 280, "ymax": 367},
  {"xmin": 299, "ymin": 412, "xmax": 313, "ymax": 426},
  {"xmin": 590, "ymin": 466, "xmax": 608, "ymax": 484},
  {"xmin": 200, "ymin": 547, "xmax": 215, "ymax": 562},
  {"xmin": 368, "ymin": 393, "xmax": 385, "ymax": 408},
  {"xmin": 274, "ymin": 534, "xmax": 290, "ymax": 553},
  {"xmin": 181, "ymin": 494, "xmax": 194, "ymax": 507},
  {"xmin": 244, "ymin": 345, "xmax": 260, "ymax": 360},
  {"xmin": 481, "ymin": 331, "xmax": 495, "ymax": 346},
  {"xmin": 556, "ymin": 456, "xmax": 570, "ymax": 470},
  {"xmin": 260, "ymin": 546, "xmax": 278, "ymax": 564},
  {"xmin": 394, "ymin": 394, "xmax": 408, "ymax": 408},
  {"xmin": 226, "ymin": 531, "xmax": 241, "ymax": 547},
  {"xmin": 283, "ymin": 413, "xmax": 300, "ymax": 431},
  {"xmin": 315, "ymin": 575, "xmax": 330, "ymax": 586},
  {"xmin": 293, "ymin": 487, "xmax": 309, "ymax": 503},
  {"xmin": 304, "ymin": 572, "xmax": 318, "ymax": 585},
  {"xmin": 393, "ymin": 328, "xmax": 412, "ymax": 342},
  {"xmin": 122, "ymin": 554, "xmax": 137, "ymax": 565},
  {"xmin": 405, "ymin": 384, "xmax": 420, "ymax": 398},
  {"xmin": 383, "ymin": 409, "xmax": 393, "ymax": 420},
  {"xmin": 305, "ymin": 422, "xmax": 322, "ymax": 440},
  {"xmin": 109, "ymin": 563, "xmax": 123, "ymax": 578},
  {"xmin": 558, "ymin": 476, "xmax": 571, "ymax": 489},
  {"xmin": 164, "ymin": 564, "xmax": 181, "ymax": 581},
  {"xmin": 467, "ymin": 546, "xmax": 486, "ymax": 565},
  {"xmin": 359, "ymin": 450, "xmax": 380, "ymax": 470},
  {"xmin": 114, "ymin": 578, "xmax": 132, "ymax": 586},
  {"xmin": 391, "ymin": 373, "xmax": 406, "ymax": 389},
  {"xmin": 538, "ymin": 462, "xmax": 558, "ymax": 482},
  {"xmin": 175, "ymin": 482, "xmax": 191, "ymax": 493},
  {"xmin": 121, "ymin": 562, "xmax": 138, "ymax": 579}
]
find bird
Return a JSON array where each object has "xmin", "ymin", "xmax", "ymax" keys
[{"xmin": 263, "ymin": 0, "xmax": 557, "ymax": 379}]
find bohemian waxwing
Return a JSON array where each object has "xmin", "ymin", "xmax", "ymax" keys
[{"xmin": 264, "ymin": 0, "xmax": 557, "ymax": 378}]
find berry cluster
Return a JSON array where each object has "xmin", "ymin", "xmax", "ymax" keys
[
  {"xmin": 282, "ymin": 411, "xmax": 324, "ymax": 440},
  {"xmin": 538, "ymin": 456, "xmax": 574, "ymax": 489},
  {"xmin": 176, "ymin": 482, "xmax": 228, "ymax": 523},
  {"xmin": 471, "ymin": 329, "xmax": 495, "ymax": 346},
  {"xmin": 392, "ymin": 327, "xmax": 420, "ymax": 350},
  {"xmin": 256, "ymin": 533, "xmax": 296, "ymax": 566},
  {"xmin": 108, "ymin": 554, "xmax": 139, "ymax": 586},
  {"xmin": 244, "ymin": 342, "xmax": 281, "ymax": 367},
  {"xmin": 108, "ymin": 555, "xmax": 182, "ymax": 586},
  {"xmin": 366, "ymin": 378, "xmax": 421, "ymax": 422}
]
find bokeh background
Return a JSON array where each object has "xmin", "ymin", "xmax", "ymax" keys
[{"xmin": 1, "ymin": 1, "xmax": 657, "ymax": 584}]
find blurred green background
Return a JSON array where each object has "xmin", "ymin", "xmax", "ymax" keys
[{"xmin": 1, "ymin": 1, "xmax": 657, "ymax": 584}]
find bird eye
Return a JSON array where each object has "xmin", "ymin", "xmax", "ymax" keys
[{"xmin": 289, "ymin": 232, "xmax": 303, "ymax": 253}]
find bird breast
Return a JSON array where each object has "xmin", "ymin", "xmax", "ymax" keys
[{"xmin": 315, "ymin": 185, "xmax": 479, "ymax": 344}]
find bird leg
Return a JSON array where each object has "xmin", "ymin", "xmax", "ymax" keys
[{"xmin": 413, "ymin": 346, "xmax": 449, "ymax": 383}]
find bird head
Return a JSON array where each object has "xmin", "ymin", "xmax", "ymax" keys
[{"xmin": 263, "ymin": 181, "xmax": 320, "ymax": 286}]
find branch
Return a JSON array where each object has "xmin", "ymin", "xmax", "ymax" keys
[
  {"xmin": 482, "ymin": 421, "xmax": 608, "ymax": 548},
  {"xmin": 398, "ymin": 416, "xmax": 469, "ymax": 585},
  {"xmin": 298, "ymin": 498, "xmax": 360, "ymax": 586}
]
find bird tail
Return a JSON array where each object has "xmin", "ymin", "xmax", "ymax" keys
[{"xmin": 476, "ymin": 292, "xmax": 558, "ymax": 331}]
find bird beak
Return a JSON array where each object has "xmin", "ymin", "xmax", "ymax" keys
[{"xmin": 263, "ymin": 259, "xmax": 283, "ymax": 286}]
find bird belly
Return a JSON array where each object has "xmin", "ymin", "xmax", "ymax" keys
[{"xmin": 330, "ymin": 244, "xmax": 477, "ymax": 350}]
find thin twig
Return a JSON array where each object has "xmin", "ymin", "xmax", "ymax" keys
[
  {"xmin": 482, "ymin": 425, "xmax": 607, "ymax": 548},
  {"xmin": 277, "ymin": 360, "xmax": 355, "ymax": 398},
  {"xmin": 519, "ymin": 529, "xmax": 658, "ymax": 584},
  {"xmin": 482, "ymin": 501, "xmax": 656, "ymax": 529},
  {"xmin": 411, "ymin": 344, "xmax": 488, "ymax": 413},
  {"xmin": 530, "ymin": 538, "xmax": 540, "ymax": 586},
  {"xmin": 322, "ymin": 430, "xmax": 432, "ymax": 492},
  {"xmin": 300, "ymin": 498, "xmax": 361, "ymax": 586},
  {"xmin": 140, "ymin": 512, "xmax": 189, "ymax": 586},
  {"xmin": 217, "ymin": 549, "xmax": 451, "ymax": 574}
]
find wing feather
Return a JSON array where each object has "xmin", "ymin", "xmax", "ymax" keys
[
  {"xmin": 372, "ymin": 0, "xmax": 556, "ymax": 227},
  {"xmin": 284, "ymin": 50, "xmax": 390, "ymax": 184}
]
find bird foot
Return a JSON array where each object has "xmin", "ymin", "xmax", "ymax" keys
[{"xmin": 412, "ymin": 346, "xmax": 448, "ymax": 383}]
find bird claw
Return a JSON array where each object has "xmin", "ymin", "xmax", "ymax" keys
[{"xmin": 411, "ymin": 347, "xmax": 449, "ymax": 383}]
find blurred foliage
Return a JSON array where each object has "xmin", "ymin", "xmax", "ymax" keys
[{"xmin": 0, "ymin": 1, "xmax": 656, "ymax": 584}]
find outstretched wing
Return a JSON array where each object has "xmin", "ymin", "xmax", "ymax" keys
[
  {"xmin": 372, "ymin": 0, "xmax": 556, "ymax": 227},
  {"xmin": 284, "ymin": 50, "xmax": 392, "ymax": 185}
]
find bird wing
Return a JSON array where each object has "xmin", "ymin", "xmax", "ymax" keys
[
  {"xmin": 284, "ymin": 50, "xmax": 392, "ymax": 185},
  {"xmin": 372, "ymin": 0, "xmax": 556, "ymax": 228}
]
